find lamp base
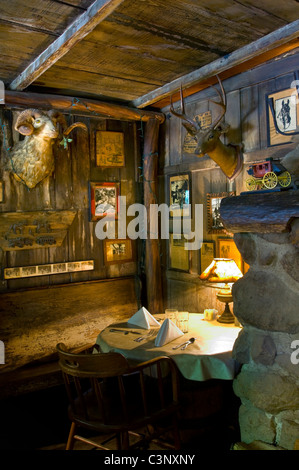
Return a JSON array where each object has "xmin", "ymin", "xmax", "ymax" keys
[
  {"xmin": 217, "ymin": 302, "xmax": 235, "ymax": 324},
  {"xmin": 216, "ymin": 287, "xmax": 235, "ymax": 324}
]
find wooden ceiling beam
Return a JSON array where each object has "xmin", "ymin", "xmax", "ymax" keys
[
  {"xmin": 132, "ymin": 19, "xmax": 299, "ymax": 109},
  {"xmin": 9, "ymin": 0, "xmax": 125, "ymax": 91},
  {"xmin": 4, "ymin": 90, "xmax": 165, "ymax": 122}
]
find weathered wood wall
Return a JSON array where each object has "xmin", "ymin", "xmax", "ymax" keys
[
  {"xmin": 0, "ymin": 110, "xmax": 141, "ymax": 292},
  {"xmin": 0, "ymin": 106, "xmax": 143, "ymax": 380},
  {"xmin": 160, "ymin": 50, "xmax": 299, "ymax": 313}
]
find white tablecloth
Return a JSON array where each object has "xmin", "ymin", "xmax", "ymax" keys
[{"xmin": 96, "ymin": 313, "xmax": 241, "ymax": 381}]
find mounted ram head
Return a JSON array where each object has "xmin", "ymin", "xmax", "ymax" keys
[
  {"xmin": 7, "ymin": 109, "xmax": 87, "ymax": 189},
  {"xmin": 170, "ymin": 76, "xmax": 243, "ymax": 181}
]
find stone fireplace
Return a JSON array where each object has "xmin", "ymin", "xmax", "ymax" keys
[{"xmin": 220, "ymin": 190, "xmax": 299, "ymax": 450}]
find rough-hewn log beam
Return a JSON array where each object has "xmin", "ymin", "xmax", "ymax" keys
[
  {"xmin": 9, "ymin": 0, "xmax": 125, "ymax": 91},
  {"xmin": 132, "ymin": 19, "xmax": 299, "ymax": 109},
  {"xmin": 4, "ymin": 90, "xmax": 165, "ymax": 122},
  {"xmin": 220, "ymin": 190, "xmax": 299, "ymax": 233},
  {"xmin": 143, "ymin": 119, "xmax": 163, "ymax": 314}
]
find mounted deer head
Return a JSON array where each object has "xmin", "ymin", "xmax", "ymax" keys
[{"xmin": 170, "ymin": 76, "xmax": 243, "ymax": 181}]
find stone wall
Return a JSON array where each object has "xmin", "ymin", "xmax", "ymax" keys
[{"xmin": 221, "ymin": 193, "xmax": 299, "ymax": 450}]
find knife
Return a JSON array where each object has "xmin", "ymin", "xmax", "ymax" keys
[{"xmin": 109, "ymin": 328, "xmax": 140, "ymax": 335}]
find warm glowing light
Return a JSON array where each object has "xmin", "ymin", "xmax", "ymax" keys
[{"xmin": 200, "ymin": 258, "xmax": 243, "ymax": 283}]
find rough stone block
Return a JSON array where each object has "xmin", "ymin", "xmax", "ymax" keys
[
  {"xmin": 251, "ymin": 334, "xmax": 276, "ymax": 366},
  {"xmin": 275, "ymin": 410, "xmax": 299, "ymax": 450},
  {"xmin": 233, "ymin": 270, "xmax": 299, "ymax": 333},
  {"xmin": 233, "ymin": 366, "xmax": 299, "ymax": 414},
  {"xmin": 238, "ymin": 403, "xmax": 276, "ymax": 444}
]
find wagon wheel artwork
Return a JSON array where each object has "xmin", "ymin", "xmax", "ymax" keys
[
  {"xmin": 263, "ymin": 171, "xmax": 278, "ymax": 189},
  {"xmin": 278, "ymin": 171, "xmax": 292, "ymax": 187},
  {"xmin": 245, "ymin": 177, "xmax": 257, "ymax": 191}
]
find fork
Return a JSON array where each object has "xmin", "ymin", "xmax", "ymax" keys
[{"xmin": 134, "ymin": 329, "xmax": 156, "ymax": 342}]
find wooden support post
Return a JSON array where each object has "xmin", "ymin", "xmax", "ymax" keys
[{"xmin": 143, "ymin": 118, "xmax": 163, "ymax": 315}]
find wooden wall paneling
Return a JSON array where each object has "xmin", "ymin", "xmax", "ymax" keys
[
  {"xmin": 258, "ymin": 77, "xmax": 276, "ymax": 150},
  {"xmin": 240, "ymin": 84, "xmax": 260, "ymax": 153},
  {"xmin": 168, "ymin": 112, "xmax": 182, "ymax": 167},
  {"xmin": 88, "ymin": 119, "xmax": 107, "ymax": 281},
  {"xmin": 67, "ymin": 116, "xmax": 92, "ymax": 283},
  {"xmin": 225, "ymin": 89, "xmax": 241, "ymax": 149}
]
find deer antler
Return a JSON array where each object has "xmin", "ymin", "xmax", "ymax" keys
[
  {"xmin": 170, "ymin": 85, "xmax": 199, "ymax": 136},
  {"xmin": 209, "ymin": 75, "xmax": 226, "ymax": 129}
]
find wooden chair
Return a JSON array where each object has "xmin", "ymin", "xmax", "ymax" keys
[{"xmin": 56, "ymin": 343, "xmax": 181, "ymax": 450}]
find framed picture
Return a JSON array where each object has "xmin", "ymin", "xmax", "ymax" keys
[
  {"xmin": 169, "ymin": 234, "xmax": 190, "ymax": 272},
  {"xmin": 207, "ymin": 192, "xmax": 235, "ymax": 233},
  {"xmin": 96, "ymin": 131, "xmax": 125, "ymax": 167},
  {"xmin": 169, "ymin": 173, "xmax": 191, "ymax": 218},
  {"xmin": 267, "ymin": 87, "xmax": 299, "ymax": 146},
  {"xmin": 89, "ymin": 182, "xmax": 120, "ymax": 221},
  {"xmin": 103, "ymin": 239, "xmax": 133, "ymax": 265},
  {"xmin": 200, "ymin": 241, "xmax": 215, "ymax": 274},
  {"xmin": 217, "ymin": 238, "xmax": 243, "ymax": 273},
  {"xmin": 4, "ymin": 260, "xmax": 94, "ymax": 279}
]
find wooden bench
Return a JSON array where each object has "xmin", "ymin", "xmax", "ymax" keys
[{"xmin": 0, "ymin": 276, "xmax": 139, "ymax": 397}]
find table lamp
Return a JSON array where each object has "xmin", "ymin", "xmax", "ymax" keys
[{"xmin": 200, "ymin": 258, "xmax": 243, "ymax": 323}]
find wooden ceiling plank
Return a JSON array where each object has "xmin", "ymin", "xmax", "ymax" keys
[
  {"xmin": 132, "ymin": 19, "xmax": 299, "ymax": 109},
  {"xmin": 9, "ymin": 0, "xmax": 126, "ymax": 91}
]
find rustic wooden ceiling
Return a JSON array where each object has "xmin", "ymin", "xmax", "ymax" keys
[{"xmin": 1, "ymin": 0, "xmax": 299, "ymax": 109}]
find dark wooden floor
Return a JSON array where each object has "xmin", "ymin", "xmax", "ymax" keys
[{"xmin": 0, "ymin": 380, "xmax": 240, "ymax": 451}]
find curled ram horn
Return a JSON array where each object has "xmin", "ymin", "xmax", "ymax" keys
[
  {"xmin": 63, "ymin": 122, "xmax": 88, "ymax": 136},
  {"xmin": 15, "ymin": 109, "xmax": 44, "ymax": 136}
]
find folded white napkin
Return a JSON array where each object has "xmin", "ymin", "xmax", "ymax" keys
[
  {"xmin": 154, "ymin": 318, "xmax": 184, "ymax": 346},
  {"xmin": 127, "ymin": 306, "xmax": 161, "ymax": 329}
]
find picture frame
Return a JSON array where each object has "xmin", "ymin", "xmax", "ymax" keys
[
  {"xmin": 217, "ymin": 238, "xmax": 243, "ymax": 273},
  {"xmin": 0, "ymin": 182, "xmax": 3, "ymax": 203},
  {"xmin": 95, "ymin": 130, "xmax": 125, "ymax": 167},
  {"xmin": 89, "ymin": 181, "xmax": 120, "ymax": 221},
  {"xmin": 207, "ymin": 192, "xmax": 235, "ymax": 233},
  {"xmin": 103, "ymin": 239, "xmax": 133, "ymax": 265},
  {"xmin": 200, "ymin": 241, "xmax": 215, "ymax": 274},
  {"xmin": 169, "ymin": 234, "xmax": 190, "ymax": 272},
  {"xmin": 169, "ymin": 173, "xmax": 191, "ymax": 218},
  {"xmin": 266, "ymin": 87, "xmax": 299, "ymax": 146},
  {"xmin": 4, "ymin": 260, "xmax": 94, "ymax": 279}
]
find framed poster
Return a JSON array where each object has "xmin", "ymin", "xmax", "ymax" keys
[
  {"xmin": 103, "ymin": 239, "xmax": 133, "ymax": 265},
  {"xmin": 96, "ymin": 131, "xmax": 125, "ymax": 167},
  {"xmin": 200, "ymin": 241, "xmax": 215, "ymax": 273},
  {"xmin": 267, "ymin": 87, "xmax": 299, "ymax": 146},
  {"xmin": 169, "ymin": 234, "xmax": 190, "ymax": 272},
  {"xmin": 169, "ymin": 173, "xmax": 191, "ymax": 218},
  {"xmin": 207, "ymin": 192, "xmax": 235, "ymax": 233},
  {"xmin": 217, "ymin": 238, "xmax": 243, "ymax": 273},
  {"xmin": 89, "ymin": 182, "xmax": 120, "ymax": 221}
]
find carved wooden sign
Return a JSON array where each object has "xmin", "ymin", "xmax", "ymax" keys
[{"xmin": 0, "ymin": 210, "xmax": 77, "ymax": 251}]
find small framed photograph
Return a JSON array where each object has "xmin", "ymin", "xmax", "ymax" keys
[
  {"xmin": 217, "ymin": 238, "xmax": 243, "ymax": 273},
  {"xmin": 89, "ymin": 182, "xmax": 120, "ymax": 221},
  {"xmin": 267, "ymin": 87, "xmax": 299, "ymax": 146},
  {"xmin": 103, "ymin": 239, "xmax": 133, "ymax": 265},
  {"xmin": 169, "ymin": 234, "xmax": 190, "ymax": 272},
  {"xmin": 96, "ymin": 131, "xmax": 125, "ymax": 167},
  {"xmin": 169, "ymin": 173, "xmax": 191, "ymax": 218},
  {"xmin": 207, "ymin": 192, "xmax": 235, "ymax": 233},
  {"xmin": 200, "ymin": 241, "xmax": 215, "ymax": 273}
]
